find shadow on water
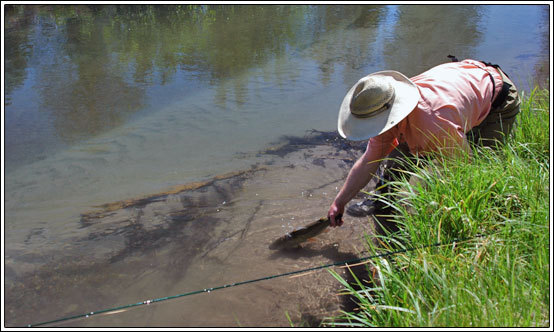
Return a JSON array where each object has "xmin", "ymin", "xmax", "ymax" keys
[{"xmin": 262, "ymin": 129, "xmax": 366, "ymax": 159}]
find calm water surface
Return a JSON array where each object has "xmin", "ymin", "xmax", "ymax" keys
[{"xmin": 3, "ymin": 4, "xmax": 550, "ymax": 327}]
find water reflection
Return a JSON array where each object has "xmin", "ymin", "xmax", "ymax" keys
[
  {"xmin": 37, "ymin": 9, "xmax": 146, "ymax": 143},
  {"xmin": 4, "ymin": 5, "xmax": 315, "ymax": 168},
  {"xmin": 383, "ymin": 5, "xmax": 484, "ymax": 76},
  {"xmin": 4, "ymin": 5, "xmax": 35, "ymax": 102},
  {"xmin": 6, "ymin": 4, "xmax": 529, "ymax": 152},
  {"xmin": 302, "ymin": 6, "xmax": 388, "ymax": 87},
  {"xmin": 5, "ymin": 4, "xmax": 403, "ymax": 167},
  {"xmin": 534, "ymin": 5, "xmax": 550, "ymax": 88}
]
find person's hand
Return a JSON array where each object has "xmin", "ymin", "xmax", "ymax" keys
[{"xmin": 328, "ymin": 201, "xmax": 344, "ymax": 227}]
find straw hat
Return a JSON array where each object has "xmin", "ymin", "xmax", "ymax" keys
[{"xmin": 337, "ymin": 70, "xmax": 420, "ymax": 141}]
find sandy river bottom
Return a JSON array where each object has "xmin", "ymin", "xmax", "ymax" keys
[{"xmin": 5, "ymin": 130, "xmax": 395, "ymax": 327}]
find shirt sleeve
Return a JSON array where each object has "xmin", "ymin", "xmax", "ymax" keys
[{"xmin": 365, "ymin": 129, "xmax": 399, "ymax": 162}]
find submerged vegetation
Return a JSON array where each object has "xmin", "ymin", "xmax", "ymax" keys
[{"xmin": 324, "ymin": 87, "xmax": 550, "ymax": 327}]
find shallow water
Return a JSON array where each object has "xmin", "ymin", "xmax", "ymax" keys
[
  {"xmin": 3, "ymin": 4, "xmax": 550, "ymax": 327},
  {"xmin": 7, "ymin": 132, "xmax": 376, "ymax": 327}
]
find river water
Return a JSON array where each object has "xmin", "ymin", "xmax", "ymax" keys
[{"xmin": 3, "ymin": 4, "xmax": 550, "ymax": 327}]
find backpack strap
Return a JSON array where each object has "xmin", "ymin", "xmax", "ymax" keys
[
  {"xmin": 480, "ymin": 60, "xmax": 511, "ymax": 79},
  {"xmin": 491, "ymin": 77, "xmax": 512, "ymax": 108},
  {"xmin": 447, "ymin": 54, "xmax": 459, "ymax": 62},
  {"xmin": 480, "ymin": 60, "xmax": 512, "ymax": 108}
]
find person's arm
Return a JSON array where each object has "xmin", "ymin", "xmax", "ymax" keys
[{"xmin": 328, "ymin": 153, "xmax": 380, "ymax": 227}]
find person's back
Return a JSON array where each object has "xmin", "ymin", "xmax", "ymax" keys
[{"xmin": 371, "ymin": 59, "xmax": 505, "ymax": 157}]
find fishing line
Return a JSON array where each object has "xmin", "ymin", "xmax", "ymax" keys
[{"xmin": 26, "ymin": 232, "xmax": 491, "ymax": 327}]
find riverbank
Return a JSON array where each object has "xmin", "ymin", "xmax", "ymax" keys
[{"xmin": 323, "ymin": 87, "xmax": 551, "ymax": 327}]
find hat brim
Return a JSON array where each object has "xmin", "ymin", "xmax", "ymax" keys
[{"xmin": 338, "ymin": 70, "xmax": 420, "ymax": 141}]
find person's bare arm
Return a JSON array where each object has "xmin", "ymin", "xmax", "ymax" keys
[{"xmin": 328, "ymin": 151, "xmax": 380, "ymax": 227}]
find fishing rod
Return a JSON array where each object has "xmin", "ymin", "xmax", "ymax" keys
[{"xmin": 25, "ymin": 232, "xmax": 490, "ymax": 327}]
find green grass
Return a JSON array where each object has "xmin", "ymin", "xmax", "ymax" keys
[{"xmin": 323, "ymin": 87, "xmax": 550, "ymax": 327}]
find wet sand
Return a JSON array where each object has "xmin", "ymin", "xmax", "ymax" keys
[{"xmin": 5, "ymin": 130, "xmax": 385, "ymax": 327}]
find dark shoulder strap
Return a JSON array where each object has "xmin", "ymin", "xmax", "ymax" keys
[
  {"xmin": 447, "ymin": 54, "xmax": 459, "ymax": 62},
  {"xmin": 479, "ymin": 60, "xmax": 513, "ymax": 107},
  {"xmin": 480, "ymin": 60, "xmax": 511, "ymax": 79}
]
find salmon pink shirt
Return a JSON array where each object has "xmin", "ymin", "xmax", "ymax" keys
[{"xmin": 366, "ymin": 59, "xmax": 503, "ymax": 160}]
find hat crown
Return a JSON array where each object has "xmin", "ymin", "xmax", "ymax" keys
[{"xmin": 349, "ymin": 78, "xmax": 395, "ymax": 118}]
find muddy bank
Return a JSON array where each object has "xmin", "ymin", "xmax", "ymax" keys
[{"xmin": 5, "ymin": 130, "xmax": 383, "ymax": 327}]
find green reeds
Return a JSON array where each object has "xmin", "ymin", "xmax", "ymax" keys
[{"xmin": 324, "ymin": 87, "xmax": 550, "ymax": 327}]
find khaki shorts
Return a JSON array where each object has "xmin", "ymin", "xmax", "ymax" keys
[{"xmin": 467, "ymin": 68, "xmax": 521, "ymax": 147}]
